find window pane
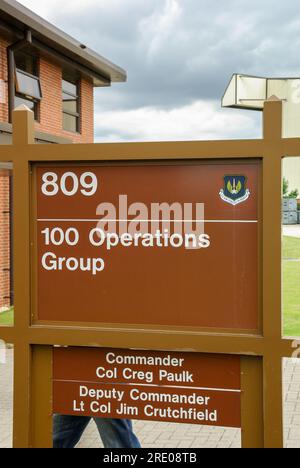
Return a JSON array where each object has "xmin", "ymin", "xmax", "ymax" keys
[
  {"xmin": 62, "ymin": 93, "xmax": 78, "ymax": 113},
  {"xmin": 62, "ymin": 79, "xmax": 77, "ymax": 96},
  {"xmin": 14, "ymin": 95, "xmax": 38, "ymax": 121},
  {"xmin": 16, "ymin": 70, "xmax": 42, "ymax": 100},
  {"xmin": 14, "ymin": 95, "xmax": 35, "ymax": 112},
  {"xmin": 14, "ymin": 51, "xmax": 37, "ymax": 76},
  {"xmin": 63, "ymin": 113, "xmax": 78, "ymax": 133}
]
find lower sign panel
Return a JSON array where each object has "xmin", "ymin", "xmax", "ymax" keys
[{"xmin": 53, "ymin": 348, "xmax": 241, "ymax": 428}]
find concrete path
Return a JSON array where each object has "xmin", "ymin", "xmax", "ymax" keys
[
  {"xmin": 0, "ymin": 348, "xmax": 13, "ymax": 449},
  {"xmin": 1, "ymin": 350, "xmax": 300, "ymax": 448},
  {"xmin": 283, "ymin": 225, "xmax": 300, "ymax": 238}
]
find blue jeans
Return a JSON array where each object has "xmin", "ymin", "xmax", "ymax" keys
[{"xmin": 53, "ymin": 415, "xmax": 141, "ymax": 448}]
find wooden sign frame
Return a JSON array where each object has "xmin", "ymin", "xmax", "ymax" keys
[{"xmin": 0, "ymin": 101, "xmax": 298, "ymax": 448}]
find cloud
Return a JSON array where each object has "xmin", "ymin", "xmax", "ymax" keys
[
  {"xmin": 17, "ymin": 0, "xmax": 299, "ymax": 141},
  {"xmin": 139, "ymin": 0, "xmax": 182, "ymax": 59},
  {"xmin": 94, "ymin": 100, "xmax": 261, "ymax": 142}
]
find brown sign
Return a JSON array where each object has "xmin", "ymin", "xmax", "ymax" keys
[
  {"xmin": 0, "ymin": 103, "xmax": 290, "ymax": 448},
  {"xmin": 53, "ymin": 348, "xmax": 241, "ymax": 428},
  {"xmin": 35, "ymin": 161, "xmax": 260, "ymax": 330}
]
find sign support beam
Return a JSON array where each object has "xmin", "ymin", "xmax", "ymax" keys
[{"xmin": 241, "ymin": 356, "xmax": 264, "ymax": 448}]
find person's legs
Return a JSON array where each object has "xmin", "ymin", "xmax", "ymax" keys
[
  {"xmin": 93, "ymin": 418, "xmax": 141, "ymax": 448},
  {"xmin": 53, "ymin": 414, "xmax": 91, "ymax": 448}
]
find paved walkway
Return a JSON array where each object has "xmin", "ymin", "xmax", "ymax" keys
[
  {"xmin": 1, "ymin": 350, "xmax": 300, "ymax": 448},
  {"xmin": 0, "ymin": 348, "xmax": 13, "ymax": 449},
  {"xmin": 283, "ymin": 225, "xmax": 300, "ymax": 238}
]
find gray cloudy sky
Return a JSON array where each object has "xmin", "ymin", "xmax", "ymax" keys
[{"xmin": 18, "ymin": 0, "xmax": 300, "ymax": 142}]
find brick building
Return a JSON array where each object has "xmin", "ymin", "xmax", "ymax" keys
[{"xmin": 0, "ymin": 0, "xmax": 126, "ymax": 310}]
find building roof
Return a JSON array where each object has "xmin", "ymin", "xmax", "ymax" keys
[{"xmin": 0, "ymin": 0, "xmax": 127, "ymax": 86}]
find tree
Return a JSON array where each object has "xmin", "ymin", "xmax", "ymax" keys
[{"xmin": 283, "ymin": 177, "xmax": 299, "ymax": 198}]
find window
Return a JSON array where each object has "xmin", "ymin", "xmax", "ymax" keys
[
  {"xmin": 14, "ymin": 51, "xmax": 41, "ymax": 120},
  {"xmin": 62, "ymin": 72, "xmax": 80, "ymax": 133},
  {"xmin": 14, "ymin": 50, "xmax": 37, "ymax": 76},
  {"xmin": 14, "ymin": 95, "xmax": 36, "ymax": 112},
  {"xmin": 15, "ymin": 70, "xmax": 41, "ymax": 100}
]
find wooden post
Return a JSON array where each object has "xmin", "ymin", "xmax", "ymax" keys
[
  {"xmin": 241, "ymin": 357, "xmax": 264, "ymax": 448},
  {"xmin": 12, "ymin": 105, "xmax": 35, "ymax": 146},
  {"xmin": 30, "ymin": 346, "xmax": 53, "ymax": 448},
  {"xmin": 262, "ymin": 99, "xmax": 284, "ymax": 448},
  {"xmin": 12, "ymin": 105, "xmax": 34, "ymax": 448}
]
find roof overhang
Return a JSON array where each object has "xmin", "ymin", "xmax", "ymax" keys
[
  {"xmin": 222, "ymin": 74, "xmax": 300, "ymax": 138},
  {"xmin": 221, "ymin": 74, "xmax": 297, "ymax": 110},
  {"xmin": 0, "ymin": 0, "xmax": 127, "ymax": 87}
]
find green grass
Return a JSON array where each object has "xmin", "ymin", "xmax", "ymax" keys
[
  {"xmin": 0, "ymin": 237, "xmax": 299, "ymax": 335},
  {"xmin": 0, "ymin": 307, "xmax": 13, "ymax": 326},
  {"xmin": 283, "ymin": 236, "xmax": 300, "ymax": 337},
  {"xmin": 283, "ymin": 236, "xmax": 300, "ymax": 259},
  {"xmin": 283, "ymin": 262, "xmax": 300, "ymax": 336}
]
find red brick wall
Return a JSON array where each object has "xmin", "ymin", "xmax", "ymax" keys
[
  {"xmin": 0, "ymin": 38, "xmax": 10, "ymax": 310},
  {"xmin": 35, "ymin": 56, "xmax": 94, "ymax": 143},
  {"xmin": 0, "ymin": 37, "xmax": 9, "ymax": 123},
  {"xmin": 0, "ymin": 39, "xmax": 94, "ymax": 143},
  {"xmin": 0, "ymin": 172, "xmax": 10, "ymax": 310},
  {"xmin": 0, "ymin": 36, "xmax": 95, "ymax": 309}
]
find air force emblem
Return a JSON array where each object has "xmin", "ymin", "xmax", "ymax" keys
[{"xmin": 219, "ymin": 175, "xmax": 250, "ymax": 206}]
